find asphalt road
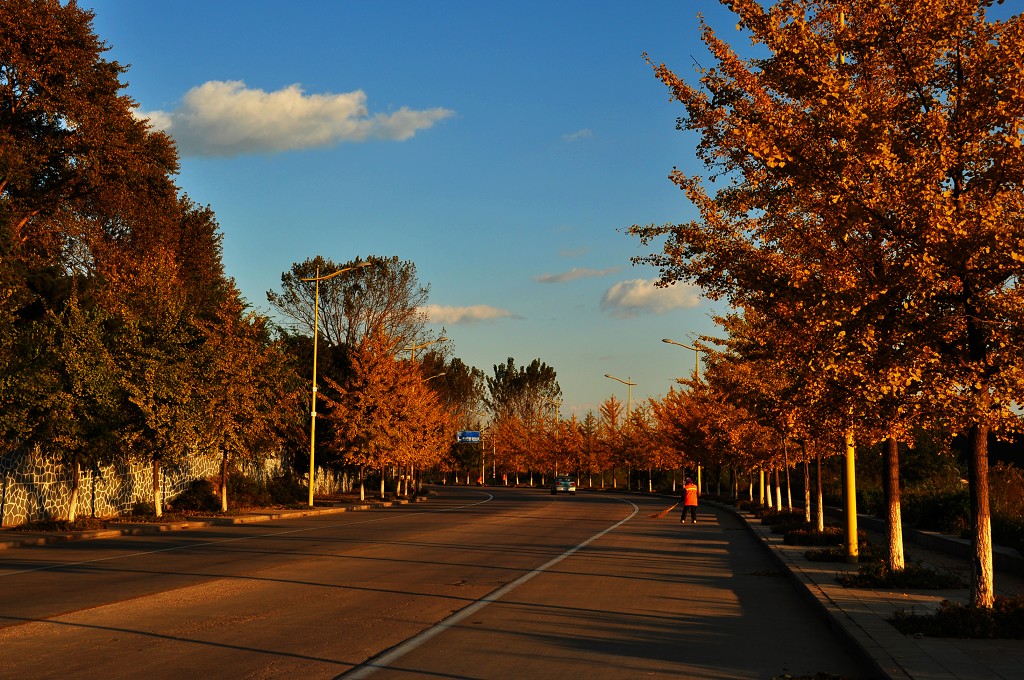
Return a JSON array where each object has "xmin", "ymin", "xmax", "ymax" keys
[{"xmin": 0, "ymin": 486, "xmax": 875, "ymax": 679}]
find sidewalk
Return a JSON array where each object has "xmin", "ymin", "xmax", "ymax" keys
[
  {"xmin": 722, "ymin": 502, "xmax": 1024, "ymax": 680},
  {"xmin": 0, "ymin": 496, "xmax": 422, "ymax": 550}
]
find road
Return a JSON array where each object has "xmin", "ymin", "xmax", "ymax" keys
[{"xmin": 0, "ymin": 487, "xmax": 875, "ymax": 679}]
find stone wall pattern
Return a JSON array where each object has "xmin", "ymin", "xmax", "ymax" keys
[{"xmin": 0, "ymin": 448, "xmax": 220, "ymax": 527}]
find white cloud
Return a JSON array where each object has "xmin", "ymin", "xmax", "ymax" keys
[
  {"xmin": 422, "ymin": 304, "xmax": 515, "ymax": 325},
  {"xmin": 534, "ymin": 267, "xmax": 620, "ymax": 284},
  {"xmin": 138, "ymin": 80, "xmax": 454, "ymax": 157},
  {"xmin": 600, "ymin": 278, "xmax": 701, "ymax": 318},
  {"xmin": 562, "ymin": 128, "xmax": 593, "ymax": 142}
]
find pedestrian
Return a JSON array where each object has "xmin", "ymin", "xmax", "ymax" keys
[{"xmin": 681, "ymin": 477, "xmax": 699, "ymax": 524}]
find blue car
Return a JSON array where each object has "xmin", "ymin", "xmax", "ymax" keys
[{"xmin": 551, "ymin": 475, "xmax": 576, "ymax": 495}]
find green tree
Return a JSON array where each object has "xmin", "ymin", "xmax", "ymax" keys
[
  {"xmin": 485, "ymin": 357, "xmax": 561, "ymax": 421},
  {"xmin": 267, "ymin": 255, "xmax": 429, "ymax": 349}
]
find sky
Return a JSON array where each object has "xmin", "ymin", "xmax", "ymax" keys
[{"xmin": 81, "ymin": 0, "xmax": 746, "ymax": 417}]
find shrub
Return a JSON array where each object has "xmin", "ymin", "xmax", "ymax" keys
[
  {"xmin": 805, "ymin": 543, "xmax": 883, "ymax": 564},
  {"xmin": 837, "ymin": 563, "xmax": 965, "ymax": 589},
  {"xmin": 736, "ymin": 500, "xmax": 765, "ymax": 516},
  {"xmin": 857, "ymin": 488, "xmax": 885, "ymax": 518},
  {"xmin": 170, "ymin": 479, "xmax": 220, "ymax": 512},
  {"xmin": 130, "ymin": 501, "xmax": 156, "ymax": 517},
  {"xmin": 267, "ymin": 476, "xmax": 307, "ymax": 505},
  {"xmin": 900, "ymin": 488, "xmax": 970, "ymax": 535},
  {"xmin": 227, "ymin": 474, "xmax": 308, "ymax": 507},
  {"xmin": 785, "ymin": 525, "xmax": 845, "ymax": 546},
  {"xmin": 992, "ymin": 513, "xmax": 1024, "ymax": 556},
  {"xmin": 14, "ymin": 517, "xmax": 107, "ymax": 532},
  {"xmin": 990, "ymin": 462, "xmax": 1024, "ymax": 517},
  {"xmin": 760, "ymin": 508, "xmax": 805, "ymax": 528},
  {"xmin": 785, "ymin": 525, "xmax": 869, "ymax": 547},
  {"xmin": 889, "ymin": 596, "xmax": 1024, "ymax": 638}
]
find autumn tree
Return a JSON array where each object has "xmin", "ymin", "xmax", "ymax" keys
[
  {"xmin": 196, "ymin": 294, "xmax": 299, "ymax": 511},
  {"xmin": 631, "ymin": 0, "xmax": 1024, "ymax": 607},
  {"xmin": 321, "ymin": 328, "xmax": 456, "ymax": 497},
  {"xmin": 597, "ymin": 394, "xmax": 625, "ymax": 487}
]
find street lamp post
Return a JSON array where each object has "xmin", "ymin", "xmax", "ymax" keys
[
  {"xmin": 544, "ymin": 395, "xmax": 561, "ymax": 475},
  {"xmin": 604, "ymin": 374, "xmax": 637, "ymax": 492},
  {"xmin": 603, "ymin": 374, "xmax": 636, "ymax": 415},
  {"xmin": 300, "ymin": 261, "xmax": 371, "ymax": 507},
  {"xmin": 471, "ymin": 408, "xmax": 489, "ymax": 485},
  {"xmin": 662, "ymin": 338, "xmax": 702, "ymax": 379},
  {"xmin": 662, "ymin": 337, "xmax": 706, "ymax": 493},
  {"xmin": 403, "ymin": 336, "xmax": 447, "ymax": 361}
]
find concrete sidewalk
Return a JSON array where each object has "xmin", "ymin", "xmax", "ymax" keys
[
  {"xmin": 723, "ymin": 503, "xmax": 1024, "ymax": 680},
  {"xmin": 0, "ymin": 497, "xmax": 421, "ymax": 550}
]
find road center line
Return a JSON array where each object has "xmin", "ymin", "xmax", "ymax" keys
[
  {"xmin": 0, "ymin": 493, "xmax": 495, "ymax": 577},
  {"xmin": 337, "ymin": 497, "xmax": 640, "ymax": 680}
]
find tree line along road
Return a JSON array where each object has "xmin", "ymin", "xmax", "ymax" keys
[{"xmin": 0, "ymin": 487, "xmax": 874, "ymax": 679}]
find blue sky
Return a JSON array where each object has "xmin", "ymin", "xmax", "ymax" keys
[{"xmin": 82, "ymin": 0, "xmax": 743, "ymax": 416}]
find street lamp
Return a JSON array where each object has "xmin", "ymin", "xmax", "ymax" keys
[
  {"xmin": 603, "ymin": 374, "xmax": 636, "ymax": 416},
  {"xmin": 543, "ymin": 397, "xmax": 562, "ymax": 421},
  {"xmin": 662, "ymin": 337, "xmax": 706, "ymax": 493},
  {"xmin": 471, "ymin": 408, "xmax": 489, "ymax": 485},
  {"xmin": 300, "ymin": 261, "xmax": 371, "ymax": 507},
  {"xmin": 662, "ymin": 338, "xmax": 702, "ymax": 379},
  {"xmin": 404, "ymin": 336, "xmax": 448, "ymax": 361}
]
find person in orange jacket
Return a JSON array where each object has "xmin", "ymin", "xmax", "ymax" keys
[{"xmin": 681, "ymin": 477, "xmax": 699, "ymax": 524}]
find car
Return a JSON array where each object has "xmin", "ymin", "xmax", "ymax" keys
[{"xmin": 550, "ymin": 475, "xmax": 576, "ymax": 495}]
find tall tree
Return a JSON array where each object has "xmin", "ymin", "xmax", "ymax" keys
[
  {"xmin": 485, "ymin": 357, "xmax": 562, "ymax": 421},
  {"xmin": 195, "ymin": 293, "xmax": 299, "ymax": 511},
  {"xmin": 267, "ymin": 255, "xmax": 429, "ymax": 349},
  {"xmin": 631, "ymin": 0, "xmax": 1024, "ymax": 608},
  {"xmin": 0, "ymin": 0, "xmax": 179, "ymax": 267}
]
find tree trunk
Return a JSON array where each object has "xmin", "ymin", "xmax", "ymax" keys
[
  {"xmin": 360, "ymin": 467, "xmax": 365, "ymax": 501},
  {"xmin": 815, "ymin": 448, "xmax": 824, "ymax": 532},
  {"xmin": 379, "ymin": 466, "xmax": 385, "ymax": 499},
  {"xmin": 783, "ymin": 442, "xmax": 793, "ymax": 510},
  {"xmin": 967, "ymin": 423, "xmax": 994, "ymax": 608},
  {"xmin": 843, "ymin": 429, "xmax": 859, "ymax": 563},
  {"xmin": 774, "ymin": 469, "xmax": 783, "ymax": 510},
  {"xmin": 67, "ymin": 457, "xmax": 81, "ymax": 523},
  {"xmin": 758, "ymin": 469, "xmax": 765, "ymax": 505},
  {"xmin": 153, "ymin": 459, "xmax": 162, "ymax": 518},
  {"xmin": 221, "ymin": 450, "xmax": 229, "ymax": 512},
  {"xmin": 803, "ymin": 451, "xmax": 811, "ymax": 525},
  {"xmin": 882, "ymin": 437, "xmax": 905, "ymax": 571}
]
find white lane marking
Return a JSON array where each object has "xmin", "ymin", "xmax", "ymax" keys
[
  {"xmin": 339, "ymin": 497, "xmax": 640, "ymax": 680},
  {"xmin": 0, "ymin": 493, "xmax": 495, "ymax": 577}
]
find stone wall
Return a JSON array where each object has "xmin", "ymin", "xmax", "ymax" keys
[{"xmin": 0, "ymin": 447, "xmax": 220, "ymax": 527}]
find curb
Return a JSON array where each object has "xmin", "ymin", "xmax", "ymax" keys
[{"xmin": 0, "ymin": 497, "xmax": 424, "ymax": 550}]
